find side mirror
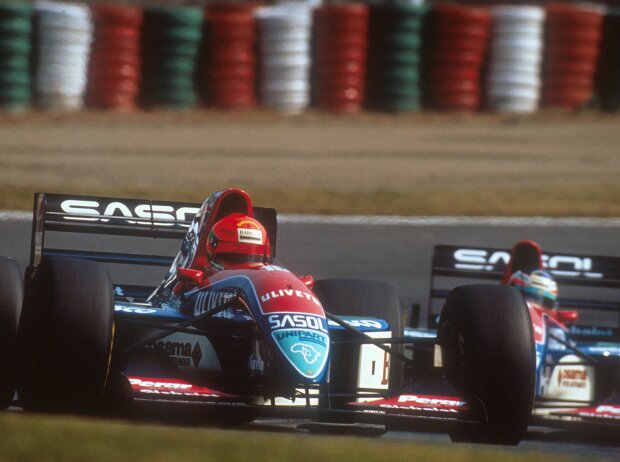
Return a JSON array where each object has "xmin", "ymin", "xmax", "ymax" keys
[
  {"xmin": 177, "ymin": 267, "xmax": 204, "ymax": 285},
  {"xmin": 556, "ymin": 309, "xmax": 579, "ymax": 324}
]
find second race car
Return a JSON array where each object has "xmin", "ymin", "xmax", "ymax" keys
[{"xmin": 414, "ymin": 240, "xmax": 620, "ymax": 431}]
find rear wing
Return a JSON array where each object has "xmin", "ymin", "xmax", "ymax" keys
[
  {"xmin": 29, "ymin": 193, "xmax": 278, "ymax": 294},
  {"xmin": 429, "ymin": 244, "xmax": 620, "ymax": 341}
]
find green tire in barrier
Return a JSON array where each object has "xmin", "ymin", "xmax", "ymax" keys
[
  {"xmin": 384, "ymin": 53, "xmax": 421, "ymax": 66},
  {"xmin": 383, "ymin": 32, "xmax": 423, "ymax": 50},
  {"xmin": 152, "ymin": 74, "xmax": 196, "ymax": 91},
  {"xmin": 0, "ymin": 38, "xmax": 30, "ymax": 55},
  {"xmin": 0, "ymin": 2, "xmax": 33, "ymax": 18},
  {"xmin": 0, "ymin": 55, "xmax": 29, "ymax": 72},
  {"xmin": 0, "ymin": 71, "xmax": 30, "ymax": 86},
  {"xmin": 154, "ymin": 57, "xmax": 196, "ymax": 75},
  {"xmin": 367, "ymin": 3, "xmax": 428, "ymax": 112},
  {"xmin": 384, "ymin": 16, "xmax": 424, "ymax": 34},
  {"xmin": 384, "ymin": 86, "xmax": 422, "ymax": 98},
  {"xmin": 156, "ymin": 42, "xmax": 201, "ymax": 59},
  {"xmin": 155, "ymin": 91, "xmax": 198, "ymax": 107},
  {"xmin": 383, "ymin": 67, "xmax": 420, "ymax": 84},
  {"xmin": 0, "ymin": 18, "xmax": 31, "ymax": 35},
  {"xmin": 156, "ymin": 27, "xmax": 202, "ymax": 44},
  {"xmin": 0, "ymin": 84, "xmax": 31, "ymax": 101},
  {"xmin": 151, "ymin": 7, "xmax": 203, "ymax": 28},
  {"xmin": 142, "ymin": 6, "xmax": 203, "ymax": 109}
]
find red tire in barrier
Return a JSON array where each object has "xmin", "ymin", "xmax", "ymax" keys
[
  {"xmin": 203, "ymin": 5, "xmax": 257, "ymax": 110},
  {"xmin": 314, "ymin": 4, "xmax": 369, "ymax": 113},
  {"xmin": 542, "ymin": 2, "xmax": 603, "ymax": 109},
  {"xmin": 87, "ymin": 5, "xmax": 142, "ymax": 110},
  {"xmin": 427, "ymin": 3, "xmax": 491, "ymax": 111}
]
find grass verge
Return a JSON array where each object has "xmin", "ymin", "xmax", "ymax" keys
[{"xmin": 0, "ymin": 412, "xmax": 593, "ymax": 462}]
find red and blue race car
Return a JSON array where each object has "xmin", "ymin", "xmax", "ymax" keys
[
  {"xmin": 416, "ymin": 240, "xmax": 620, "ymax": 431},
  {"xmin": 1, "ymin": 189, "xmax": 536, "ymax": 444}
]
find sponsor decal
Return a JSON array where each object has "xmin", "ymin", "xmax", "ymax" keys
[
  {"xmin": 271, "ymin": 328, "xmax": 329, "ymax": 380},
  {"xmin": 453, "ymin": 248, "xmax": 603, "ymax": 279},
  {"xmin": 236, "ymin": 219, "xmax": 261, "ymax": 229},
  {"xmin": 193, "ymin": 289, "xmax": 237, "ymax": 316},
  {"xmin": 582, "ymin": 345, "xmax": 620, "ymax": 356},
  {"xmin": 328, "ymin": 318, "xmax": 387, "ymax": 330},
  {"xmin": 128, "ymin": 377, "xmax": 233, "ymax": 399},
  {"xmin": 60, "ymin": 199, "xmax": 199, "ymax": 228},
  {"xmin": 570, "ymin": 325, "xmax": 614, "ymax": 338},
  {"xmin": 596, "ymin": 405, "xmax": 620, "ymax": 415},
  {"xmin": 557, "ymin": 368, "xmax": 588, "ymax": 389},
  {"xmin": 353, "ymin": 394, "xmax": 467, "ymax": 414},
  {"xmin": 404, "ymin": 329, "xmax": 437, "ymax": 339},
  {"xmin": 238, "ymin": 228, "xmax": 263, "ymax": 244},
  {"xmin": 262, "ymin": 265, "xmax": 290, "ymax": 273},
  {"xmin": 557, "ymin": 404, "xmax": 620, "ymax": 421},
  {"xmin": 114, "ymin": 305, "xmax": 158, "ymax": 314},
  {"xmin": 543, "ymin": 358, "xmax": 594, "ymax": 401},
  {"xmin": 268, "ymin": 314, "xmax": 328, "ymax": 333},
  {"xmin": 260, "ymin": 289, "xmax": 322, "ymax": 307},
  {"xmin": 150, "ymin": 340, "xmax": 203, "ymax": 368}
]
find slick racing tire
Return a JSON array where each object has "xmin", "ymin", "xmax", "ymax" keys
[
  {"xmin": 19, "ymin": 257, "xmax": 114, "ymax": 413},
  {"xmin": 438, "ymin": 284, "xmax": 535, "ymax": 445},
  {"xmin": 0, "ymin": 257, "xmax": 22, "ymax": 409},
  {"xmin": 313, "ymin": 279, "xmax": 404, "ymax": 408}
]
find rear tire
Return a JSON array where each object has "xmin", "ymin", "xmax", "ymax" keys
[
  {"xmin": 313, "ymin": 279, "xmax": 404, "ymax": 400},
  {"xmin": 0, "ymin": 257, "xmax": 22, "ymax": 409},
  {"xmin": 438, "ymin": 284, "xmax": 535, "ymax": 445},
  {"xmin": 18, "ymin": 257, "xmax": 114, "ymax": 413}
]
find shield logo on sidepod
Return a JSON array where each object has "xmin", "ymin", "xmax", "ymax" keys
[{"xmin": 272, "ymin": 328, "xmax": 329, "ymax": 380}]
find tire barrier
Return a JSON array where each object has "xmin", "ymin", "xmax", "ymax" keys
[
  {"xmin": 427, "ymin": 3, "xmax": 491, "ymax": 111},
  {"xmin": 485, "ymin": 5, "xmax": 545, "ymax": 113},
  {"xmin": 204, "ymin": 4, "xmax": 257, "ymax": 110},
  {"xmin": 34, "ymin": 1, "xmax": 93, "ymax": 110},
  {"xmin": 314, "ymin": 3, "xmax": 369, "ymax": 113},
  {"xmin": 367, "ymin": 3, "xmax": 428, "ymax": 112},
  {"xmin": 597, "ymin": 8, "xmax": 620, "ymax": 112},
  {"xmin": 543, "ymin": 2, "xmax": 604, "ymax": 110},
  {"xmin": 256, "ymin": 4, "xmax": 313, "ymax": 114},
  {"xmin": 2, "ymin": 1, "xmax": 620, "ymax": 115},
  {"xmin": 141, "ymin": 6, "xmax": 202, "ymax": 109},
  {"xmin": 87, "ymin": 5, "xmax": 142, "ymax": 110},
  {"xmin": 0, "ymin": 1, "xmax": 33, "ymax": 111}
]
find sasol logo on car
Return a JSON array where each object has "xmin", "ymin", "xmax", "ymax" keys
[
  {"xmin": 60, "ymin": 199, "xmax": 199, "ymax": 228},
  {"xmin": 268, "ymin": 314, "xmax": 328, "ymax": 333},
  {"xmin": 453, "ymin": 248, "xmax": 603, "ymax": 279}
]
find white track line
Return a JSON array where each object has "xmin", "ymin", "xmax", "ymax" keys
[
  {"xmin": 2, "ymin": 211, "xmax": 620, "ymax": 227},
  {"xmin": 279, "ymin": 215, "xmax": 620, "ymax": 227}
]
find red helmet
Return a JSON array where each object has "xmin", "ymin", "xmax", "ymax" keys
[{"xmin": 206, "ymin": 213, "xmax": 270, "ymax": 271}]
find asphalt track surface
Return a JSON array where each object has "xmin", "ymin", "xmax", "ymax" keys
[{"xmin": 1, "ymin": 214, "xmax": 619, "ymax": 459}]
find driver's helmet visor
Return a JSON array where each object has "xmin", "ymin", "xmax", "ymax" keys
[
  {"xmin": 510, "ymin": 271, "xmax": 557, "ymax": 308},
  {"xmin": 521, "ymin": 285, "xmax": 557, "ymax": 309},
  {"xmin": 210, "ymin": 238, "xmax": 270, "ymax": 267}
]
